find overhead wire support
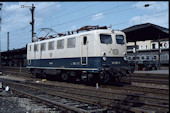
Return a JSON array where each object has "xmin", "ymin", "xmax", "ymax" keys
[
  {"xmin": 30, "ymin": 4, "xmax": 35, "ymax": 42},
  {"xmin": 21, "ymin": 4, "xmax": 35, "ymax": 42},
  {"xmin": 0, "ymin": 3, "xmax": 3, "ymax": 71}
]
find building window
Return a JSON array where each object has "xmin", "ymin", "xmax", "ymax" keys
[
  {"xmin": 67, "ymin": 37, "xmax": 76, "ymax": 48},
  {"xmin": 136, "ymin": 57, "xmax": 140, "ymax": 60},
  {"xmin": 57, "ymin": 39, "xmax": 64, "ymax": 49},
  {"xmin": 153, "ymin": 56, "xmax": 157, "ymax": 60},
  {"xmin": 34, "ymin": 44, "xmax": 38, "ymax": 52},
  {"xmin": 152, "ymin": 44, "xmax": 156, "ymax": 49},
  {"xmin": 162, "ymin": 55, "xmax": 167, "ymax": 60},
  {"xmin": 161, "ymin": 55, "xmax": 167, "ymax": 60},
  {"xmin": 146, "ymin": 56, "xmax": 149, "ymax": 60},
  {"xmin": 133, "ymin": 57, "xmax": 135, "ymax": 60},
  {"xmin": 160, "ymin": 43, "xmax": 163, "ymax": 47},
  {"xmin": 48, "ymin": 41, "xmax": 54, "ymax": 50},
  {"xmin": 128, "ymin": 57, "xmax": 131, "ymax": 60},
  {"xmin": 41, "ymin": 43, "xmax": 46, "ymax": 51},
  {"xmin": 141, "ymin": 56, "xmax": 145, "ymax": 60}
]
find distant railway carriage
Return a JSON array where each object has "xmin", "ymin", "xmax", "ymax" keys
[
  {"xmin": 26, "ymin": 26, "xmax": 131, "ymax": 83},
  {"xmin": 127, "ymin": 49, "xmax": 169, "ymax": 71}
]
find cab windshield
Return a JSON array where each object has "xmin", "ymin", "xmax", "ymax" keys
[
  {"xmin": 100, "ymin": 34, "xmax": 112, "ymax": 44},
  {"xmin": 116, "ymin": 35, "xmax": 124, "ymax": 44}
]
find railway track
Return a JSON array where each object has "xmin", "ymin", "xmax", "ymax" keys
[
  {"xmin": 2, "ymin": 79, "xmax": 105, "ymax": 113},
  {"xmin": 121, "ymin": 77, "xmax": 169, "ymax": 85},
  {"xmin": 100, "ymin": 84, "xmax": 169, "ymax": 97},
  {"xmin": 2, "ymin": 69, "xmax": 169, "ymax": 86},
  {"xmin": 132, "ymin": 73, "xmax": 169, "ymax": 79},
  {"xmin": 1, "ymin": 78, "xmax": 169, "ymax": 113}
]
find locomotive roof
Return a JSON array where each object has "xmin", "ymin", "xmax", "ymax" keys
[{"xmin": 29, "ymin": 29, "xmax": 124, "ymax": 44}]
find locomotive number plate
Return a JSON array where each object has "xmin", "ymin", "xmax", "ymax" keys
[{"xmin": 111, "ymin": 61, "xmax": 120, "ymax": 64}]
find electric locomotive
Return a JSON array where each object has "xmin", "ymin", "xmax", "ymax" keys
[{"xmin": 26, "ymin": 26, "xmax": 131, "ymax": 83}]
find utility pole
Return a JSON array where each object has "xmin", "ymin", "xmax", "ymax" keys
[
  {"xmin": 0, "ymin": 3, "xmax": 3, "ymax": 71},
  {"xmin": 30, "ymin": 4, "xmax": 35, "ymax": 42},
  {"xmin": 158, "ymin": 34, "xmax": 161, "ymax": 70},
  {"xmin": 7, "ymin": 32, "xmax": 9, "ymax": 51},
  {"xmin": 21, "ymin": 4, "xmax": 35, "ymax": 42},
  {"xmin": 134, "ymin": 41, "xmax": 137, "ymax": 70}
]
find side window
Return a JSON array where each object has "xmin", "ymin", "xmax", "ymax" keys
[
  {"xmin": 83, "ymin": 36, "xmax": 87, "ymax": 45},
  {"xmin": 57, "ymin": 39, "xmax": 64, "ymax": 49},
  {"xmin": 34, "ymin": 44, "xmax": 38, "ymax": 52},
  {"xmin": 116, "ymin": 35, "xmax": 124, "ymax": 44},
  {"xmin": 67, "ymin": 37, "xmax": 76, "ymax": 48},
  {"xmin": 41, "ymin": 43, "xmax": 46, "ymax": 51},
  {"xmin": 48, "ymin": 41, "xmax": 54, "ymax": 50}
]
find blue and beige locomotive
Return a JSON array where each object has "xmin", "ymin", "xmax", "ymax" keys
[{"xmin": 26, "ymin": 26, "xmax": 131, "ymax": 83}]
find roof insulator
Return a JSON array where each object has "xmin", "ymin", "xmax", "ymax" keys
[{"xmin": 144, "ymin": 4, "xmax": 150, "ymax": 7}]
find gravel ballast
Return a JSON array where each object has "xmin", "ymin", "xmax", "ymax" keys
[{"xmin": 0, "ymin": 90, "xmax": 60, "ymax": 113}]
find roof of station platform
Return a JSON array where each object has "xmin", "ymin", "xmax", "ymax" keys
[{"xmin": 122, "ymin": 23, "xmax": 169, "ymax": 42}]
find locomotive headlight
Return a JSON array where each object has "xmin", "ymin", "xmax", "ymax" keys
[
  {"xmin": 102, "ymin": 53, "xmax": 107, "ymax": 61},
  {"xmin": 123, "ymin": 53, "xmax": 127, "ymax": 61}
]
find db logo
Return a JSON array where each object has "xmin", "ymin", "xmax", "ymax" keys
[{"xmin": 164, "ymin": 43, "xmax": 168, "ymax": 47}]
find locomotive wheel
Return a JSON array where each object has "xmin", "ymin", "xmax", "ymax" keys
[
  {"xmin": 81, "ymin": 72, "xmax": 88, "ymax": 83},
  {"xmin": 36, "ymin": 70, "xmax": 42, "ymax": 78},
  {"xmin": 41, "ymin": 70, "xmax": 46, "ymax": 78},
  {"xmin": 36, "ymin": 73, "xmax": 41, "ymax": 78},
  {"xmin": 115, "ymin": 76, "xmax": 120, "ymax": 82},
  {"xmin": 61, "ymin": 72, "xmax": 69, "ymax": 81},
  {"xmin": 81, "ymin": 73, "xmax": 94, "ymax": 84},
  {"xmin": 99, "ymin": 71, "xmax": 110, "ymax": 84},
  {"xmin": 31, "ymin": 69, "xmax": 36, "ymax": 78}
]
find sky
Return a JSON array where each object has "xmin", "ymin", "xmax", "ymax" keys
[{"xmin": 0, "ymin": 1, "xmax": 169, "ymax": 52}]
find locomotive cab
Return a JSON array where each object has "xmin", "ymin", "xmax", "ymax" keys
[{"xmin": 96, "ymin": 30, "xmax": 130, "ymax": 83}]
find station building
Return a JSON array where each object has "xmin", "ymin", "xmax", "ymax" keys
[
  {"xmin": 123, "ymin": 23, "xmax": 169, "ymax": 67},
  {"xmin": 126, "ymin": 39, "xmax": 169, "ymax": 65},
  {"xmin": 1, "ymin": 47, "xmax": 26, "ymax": 67}
]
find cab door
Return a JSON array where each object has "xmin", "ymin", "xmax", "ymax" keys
[
  {"xmin": 80, "ymin": 35, "xmax": 89, "ymax": 65},
  {"xmin": 33, "ymin": 43, "xmax": 40, "ymax": 66},
  {"xmin": 27, "ymin": 44, "xmax": 32, "ymax": 65}
]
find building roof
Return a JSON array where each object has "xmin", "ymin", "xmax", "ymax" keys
[
  {"xmin": 1, "ymin": 47, "xmax": 26, "ymax": 54},
  {"xmin": 122, "ymin": 23, "xmax": 169, "ymax": 42}
]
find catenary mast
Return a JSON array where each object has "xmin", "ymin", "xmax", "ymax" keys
[{"xmin": 0, "ymin": 3, "xmax": 3, "ymax": 71}]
